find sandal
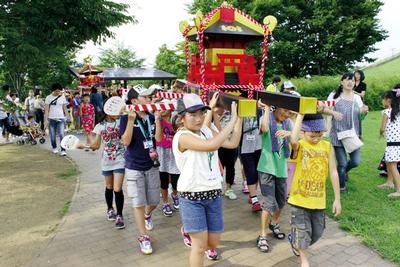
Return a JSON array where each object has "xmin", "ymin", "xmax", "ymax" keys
[
  {"xmin": 269, "ymin": 223, "xmax": 286, "ymax": 239},
  {"xmin": 287, "ymin": 233, "xmax": 300, "ymax": 257},
  {"xmin": 377, "ymin": 183, "xmax": 395, "ymax": 189},
  {"xmin": 257, "ymin": 236, "xmax": 270, "ymax": 253},
  {"xmin": 388, "ymin": 191, "xmax": 400, "ymax": 198}
]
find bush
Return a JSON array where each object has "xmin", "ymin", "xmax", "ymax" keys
[{"xmin": 294, "ymin": 75, "xmax": 339, "ymax": 100}]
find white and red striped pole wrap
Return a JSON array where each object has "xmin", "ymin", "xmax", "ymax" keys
[
  {"xmin": 259, "ymin": 25, "xmax": 269, "ymax": 90},
  {"xmin": 155, "ymin": 92, "xmax": 183, "ymax": 99},
  {"xmin": 126, "ymin": 103, "xmax": 176, "ymax": 112},
  {"xmin": 317, "ymin": 100, "xmax": 336, "ymax": 107},
  {"xmin": 182, "ymin": 27, "xmax": 192, "ymax": 74}
]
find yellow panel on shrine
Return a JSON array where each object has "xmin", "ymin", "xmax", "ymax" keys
[{"xmin": 288, "ymin": 139, "xmax": 330, "ymax": 210}]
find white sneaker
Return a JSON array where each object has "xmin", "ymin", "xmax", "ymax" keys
[
  {"xmin": 144, "ymin": 214, "xmax": 153, "ymax": 231},
  {"xmin": 52, "ymin": 148, "xmax": 59, "ymax": 154},
  {"xmin": 60, "ymin": 151, "xmax": 67, "ymax": 156},
  {"xmin": 138, "ymin": 235, "xmax": 153, "ymax": 254},
  {"xmin": 224, "ymin": 189, "xmax": 237, "ymax": 200}
]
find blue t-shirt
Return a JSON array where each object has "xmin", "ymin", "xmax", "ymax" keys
[{"xmin": 119, "ymin": 114, "xmax": 156, "ymax": 171}]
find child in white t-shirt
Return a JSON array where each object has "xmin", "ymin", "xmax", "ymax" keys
[{"xmin": 172, "ymin": 93, "xmax": 242, "ymax": 265}]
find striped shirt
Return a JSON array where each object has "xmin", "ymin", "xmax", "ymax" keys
[{"xmin": 328, "ymin": 93, "xmax": 363, "ymax": 147}]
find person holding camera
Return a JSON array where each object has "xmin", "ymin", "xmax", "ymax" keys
[{"xmin": 120, "ymin": 84, "xmax": 162, "ymax": 255}]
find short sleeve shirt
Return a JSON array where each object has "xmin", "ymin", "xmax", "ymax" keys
[
  {"xmin": 328, "ymin": 94, "xmax": 363, "ymax": 146},
  {"xmin": 119, "ymin": 114, "xmax": 156, "ymax": 171},
  {"xmin": 354, "ymin": 82, "xmax": 367, "ymax": 94},
  {"xmin": 257, "ymin": 123, "xmax": 288, "ymax": 178},
  {"xmin": 45, "ymin": 94, "xmax": 68, "ymax": 119},
  {"xmin": 92, "ymin": 120, "xmax": 125, "ymax": 171}
]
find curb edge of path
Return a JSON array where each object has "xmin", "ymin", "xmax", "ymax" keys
[{"xmin": 25, "ymin": 147, "xmax": 81, "ymax": 267}]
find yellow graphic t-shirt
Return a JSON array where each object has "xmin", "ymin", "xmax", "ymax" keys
[{"xmin": 288, "ymin": 139, "xmax": 330, "ymax": 209}]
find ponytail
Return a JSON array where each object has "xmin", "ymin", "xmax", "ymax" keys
[
  {"xmin": 333, "ymin": 85, "xmax": 343, "ymax": 99},
  {"xmin": 390, "ymin": 84, "xmax": 400, "ymax": 122}
]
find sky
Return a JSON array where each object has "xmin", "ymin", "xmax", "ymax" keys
[{"xmin": 76, "ymin": 0, "xmax": 400, "ymax": 67}]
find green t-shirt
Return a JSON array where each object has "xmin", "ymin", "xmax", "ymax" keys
[{"xmin": 257, "ymin": 124, "xmax": 288, "ymax": 178}]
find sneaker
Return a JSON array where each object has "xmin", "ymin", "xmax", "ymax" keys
[
  {"xmin": 171, "ymin": 193, "xmax": 179, "ymax": 210},
  {"xmin": 60, "ymin": 150, "xmax": 66, "ymax": 156},
  {"xmin": 181, "ymin": 226, "xmax": 192, "ymax": 247},
  {"xmin": 252, "ymin": 202, "xmax": 262, "ymax": 212},
  {"xmin": 138, "ymin": 235, "xmax": 153, "ymax": 255},
  {"xmin": 340, "ymin": 187, "xmax": 347, "ymax": 193},
  {"xmin": 52, "ymin": 148, "xmax": 58, "ymax": 154},
  {"xmin": 145, "ymin": 214, "xmax": 153, "ymax": 231},
  {"xmin": 242, "ymin": 181, "xmax": 249, "ymax": 194},
  {"xmin": 224, "ymin": 189, "xmax": 237, "ymax": 200},
  {"xmin": 205, "ymin": 249, "xmax": 218, "ymax": 260},
  {"xmin": 106, "ymin": 208, "xmax": 116, "ymax": 221},
  {"xmin": 115, "ymin": 215, "xmax": 125, "ymax": 229},
  {"xmin": 162, "ymin": 203, "xmax": 173, "ymax": 217}
]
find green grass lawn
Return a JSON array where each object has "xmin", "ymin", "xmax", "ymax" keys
[{"xmin": 325, "ymin": 111, "xmax": 400, "ymax": 264}]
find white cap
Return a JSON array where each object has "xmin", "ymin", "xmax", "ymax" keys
[
  {"xmin": 283, "ymin": 81, "xmax": 296, "ymax": 89},
  {"xmin": 149, "ymin": 84, "xmax": 163, "ymax": 91},
  {"xmin": 133, "ymin": 84, "xmax": 156, "ymax": 96}
]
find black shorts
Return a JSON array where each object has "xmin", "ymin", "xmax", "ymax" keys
[{"xmin": 241, "ymin": 150, "xmax": 261, "ymax": 186}]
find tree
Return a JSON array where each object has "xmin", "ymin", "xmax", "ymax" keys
[
  {"xmin": 0, "ymin": 0, "xmax": 134, "ymax": 96},
  {"xmin": 155, "ymin": 43, "xmax": 187, "ymax": 79},
  {"xmin": 99, "ymin": 43, "xmax": 145, "ymax": 68},
  {"xmin": 188, "ymin": 0, "xmax": 387, "ymax": 77}
]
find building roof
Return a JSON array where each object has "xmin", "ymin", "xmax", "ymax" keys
[
  {"xmin": 186, "ymin": 6, "xmax": 264, "ymax": 41},
  {"xmin": 69, "ymin": 67, "xmax": 177, "ymax": 81},
  {"xmin": 102, "ymin": 68, "xmax": 176, "ymax": 80}
]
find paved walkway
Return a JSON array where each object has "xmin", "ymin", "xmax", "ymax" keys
[{"xmin": 26, "ymin": 136, "xmax": 396, "ymax": 267}]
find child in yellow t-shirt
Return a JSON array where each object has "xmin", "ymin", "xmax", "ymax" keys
[{"xmin": 288, "ymin": 113, "xmax": 341, "ymax": 267}]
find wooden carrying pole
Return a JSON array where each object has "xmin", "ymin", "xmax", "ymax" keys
[
  {"xmin": 207, "ymin": 91, "xmax": 257, "ymax": 117},
  {"xmin": 256, "ymin": 91, "xmax": 317, "ymax": 114}
]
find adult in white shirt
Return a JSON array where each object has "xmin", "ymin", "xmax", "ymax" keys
[
  {"xmin": 44, "ymin": 83, "xmax": 68, "ymax": 155},
  {"xmin": 24, "ymin": 90, "xmax": 36, "ymax": 116}
]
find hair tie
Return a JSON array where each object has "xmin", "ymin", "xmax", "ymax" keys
[{"xmin": 392, "ymin": 88, "xmax": 400, "ymax": 97}]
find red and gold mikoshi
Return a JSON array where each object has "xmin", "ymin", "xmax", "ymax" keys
[{"xmin": 126, "ymin": 103, "xmax": 176, "ymax": 112}]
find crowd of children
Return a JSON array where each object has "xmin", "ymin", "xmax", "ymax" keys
[
  {"xmin": 2, "ymin": 73, "xmax": 399, "ymax": 267},
  {"xmin": 65, "ymin": 80, "xmax": 347, "ymax": 267}
]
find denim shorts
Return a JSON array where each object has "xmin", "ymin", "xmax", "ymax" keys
[
  {"xmin": 179, "ymin": 196, "xmax": 224, "ymax": 233},
  {"xmin": 102, "ymin": 168, "xmax": 125, "ymax": 177}
]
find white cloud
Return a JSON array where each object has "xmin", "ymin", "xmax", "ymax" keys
[{"xmin": 76, "ymin": 0, "xmax": 400, "ymax": 66}]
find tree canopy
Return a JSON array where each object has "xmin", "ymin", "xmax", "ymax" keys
[
  {"xmin": 188, "ymin": 0, "xmax": 387, "ymax": 78},
  {"xmin": 155, "ymin": 43, "xmax": 187, "ymax": 79},
  {"xmin": 0, "ymin": 0, "xmax": 134, "ymax": 96},
  {"xmin": 99, "ymin": 43, "xmax": 145, "ymax": 68}
]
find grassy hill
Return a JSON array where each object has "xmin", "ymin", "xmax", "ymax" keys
[{"xmin": 363, "ymin": 54, "xmax": 400, "ymax": 80}]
